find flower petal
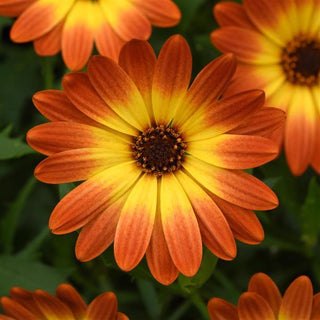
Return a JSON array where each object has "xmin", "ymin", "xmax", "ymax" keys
[
  {"xmin": 248, "ymin": 273, "xmax": 282, "ymax": 316},
  {"xmin": 34, "ymin": 148, "xmax": 131, "ymax": 184},
  {"xmin": 184, "ymin": 156, "xmax": 278, "ymax": 211},
  {"xmin": 88, "ymin": 55, "xmax": 151, "ymax": 131},
  {"xmin": 214, "ymin": 1, "xmax": 254, "ymax": 29},
  {"xmin": 114, "ymin": 174, "xmax": 157, "ymax": 271},
  {"xmin": 211, "ymin": 195, "xmax": 264, "ymax": 245},
  {"xmin": 55, "ymin": 284, "xmax": 87, "ymax": 319},
  {"xmin": 238, "ymin": 292, "xmax": 276, "ymax": 320},
  {"xmin": 10, "ymin": 0, "xmax": 74, "ymax": 42},
  {"xmin": 49, "ymin": 162, "xmax": 140, "ymax": 234},
  {"xmin": 33, "ymin": 20, "xmax": 63, "ymax": 56},
  {"xmin": 182, "ymin": 90, "xmax": 265, "ymax": 142},
  {"xmin": 119, "ymin": 40, "xmax": 156, "ymax": 121},
  {"xmin": 99, "ymin": 0, "xmax": 151, "ymax": 41},
  {"xmin": 146, "ymin": 211, "xmax": 179, "ymax": 285},
  {"xmin": 32, "ymin": 90, "xmax": 101, "ymax": 127},
  {"xmin": 189, "ymin": 134, "xmax": 278, "ymax": 169},
  {"xmin": 243, "ymin": 0, "xmax": 297, "ymax": 46},
  {"xmin": 285, "ymin": 87, "xmax": 317, "ymax": 175},
  {"xmin": 62, "ymin": 72, "xmax": 136, "ymax": 135},
  {"xmin": 0, "ymin": 0, "xmax": 36, "ymax": 17},
  {"xmin": 176, "ymin": 171, "xmax": 236, "ymax": 260},
  {"xmin": 33, "ymin": 290, "xmax": 74, "ymax": 320},
  {"xmin": 160, "ymin": 173, "xmax": 202, "ymax": 277},
  {"xmin": 311, "ymin": 116, "xmax": 320, "ymax": 174},
  {"xmin": 152, "ymin": 35, "xmax": 192, "ymax": 125},
  {"xmin": 278, "ymin": 276, "xmax": 313, "ymax": 320},
  {"xmin": 76, "ymin": 194, "xmax": 126, "ymax": 262},
  {"xmin": 175, "ymin": 54, "xmax": 237, "ymax": 128},
  {"xmin": 311, "ymin": 293, "xmax": 320, "ymax": 320},
  {"xmin": 211, "ymin": 27, "xmax": 281, "ymax": 64},
  {"xmin": 27, "ymin": 122, "xmax": 128, "ymax": 156},
  {"xmin": 61, "ymin": 1, "xmax": 94, "ymax": 71},
  {"xmin": 131, "ymin": 0, "xmax": 181, "ymax": 27},
  {"xmin": 86, "ymin": 292, "xmax": 117, "ymax": 320},
  {"xmin": 1, "ymin": 297, "xmax": 39, "ymax": 320},
  {"xmin": 207, "ymin": 298, "xmax": 239, "ymax": 320}
]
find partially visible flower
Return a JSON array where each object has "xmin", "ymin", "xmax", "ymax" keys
[
  {"xmin": 0, "ymin": 0, "xmax": 181, "ymax": 70},
  {"xmin": 211, "ymin": 0, "xmax": 320, "ymax": 176},
  {"xmin": 27, "ymin": 35, "xmax": 284, "ymax": 285},
  {"xmin": 208, "ymin": 273, "xmax": 319, "ymax": 320},
  {"xmin": 0, "ymin": 284, "xmax": 128, "ymax": 320}
]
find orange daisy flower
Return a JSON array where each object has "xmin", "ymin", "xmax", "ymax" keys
[
  {"xmin": 0, "ymin": 284, "xmax": 128, "ymax": 320},
  {"xmin": 208, "ymin": 272, "xmax": 319, "ymax": 320},
  {"xmin": 0, "ymin": 0, "xmax": 181, "ymax": 71},
  {"xmin": 27, "ymin": 35, "xmax": 284, "ymax": 285},
  {"xmin": 211, "ymin": 0, "xmax": 320, "ymax": 176}
]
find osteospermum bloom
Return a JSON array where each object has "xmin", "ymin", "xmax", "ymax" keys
[
  {"xmin": 208, "ymin": 273, "xmax": 320, "ymax": 320},
  {"xmin": 0, "ymin": 0, "xmax": 180, "ymax": 70},
  {"xmin": 0, "ymin": 284, "xmax": 128, "ymax": 320},
  {"xmin": 211, "ymin": 0, "xmax": 320, "ymax": 176},
  {"xmin": 27, "ymin": 35, "xmax": 284, "ymax": 285}
]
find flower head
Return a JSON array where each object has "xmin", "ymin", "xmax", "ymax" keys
[
  {"xmin": 0, "ymin": 0, "xmax": 181, "ymax": 70},
  {"xmin": 211, "ymin": 0, "xmax": 320, "ymax": 176},
  {"xmin": 208, "ymin": 273, "xmax": 319, "ymax": 320},
  {"xmin": 0, "ymin": 284, "xmax": 128, "ymax": 320},
  {"xmin": 27, "ymin": 35, "xmax": 284, "ymax": 285}
]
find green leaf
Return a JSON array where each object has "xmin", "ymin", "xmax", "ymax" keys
[
  {"xmin": 178, "ymin": 248, "xmax": 218, "ymax": 293},
  {"xmin": 0, "ymin": 127, "xmax": 34, "ymax": 159},
  {"xmin": 0, "ymin": 255, "xmax": 70, "ymax": 295},
  {"xmin": 59, "ymin": 183, "xmax": 76, "ymax": 199},
  {"xmin": 300, "ymin": 177, "xmax": 320, "ymax": 248}
]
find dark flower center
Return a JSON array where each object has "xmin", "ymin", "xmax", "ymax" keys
[
  {"xmin": 282, "ymin": 36, "xmax": 320, "ymax": 86},
  {"xmin": 132, "ymin": 125, "xmax": 187, "ymax": 177}
]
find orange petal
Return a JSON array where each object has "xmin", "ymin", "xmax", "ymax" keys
[
  {"xmin": 32, "ymin": 90, "xmax": 101, "ymax": 127},
  {"xmin": 99, "ymin": 0, "xmax": 151, "ymax": 41},
  {"xmin": 62, "ymin": 72, "xmax": 136, "ymax": 135},
  {"xmin": 207, "ymin": 298, "xmax": 239, "ymax": 320},
  {"xmin": 34, "ymin": 19, "xmax": 63, "ymax": 56},
  {"xmin": 27, "ymin": 122, "xmax": 128, "ymax": 156},
  {"xmin": 93, "ymin": 8, "xmax": 125, "ymax": 61},
  {"xmin": 160, "ymin": 173, "xmax": 202, "ymax": 277},
  {"xmin": 0, "ymin": 0, "xmax": 36, "ymax": 17},
  {"xmin": 285, "ymin": 87, "xmax": 317, "ymax": 176},
  {"xmin": 311, "ymin": 293, "xmax": 320, "ymax": 320},
  {"xmin": 114, "ymin": 174, "xmax": 157, "ymax": 271},
  {"xmin": 211, "ymin": 27, "xmax": 281, "ymax": 64},
  {"xmin": 278, "ymin": 276, "xmax": 313, "ymax": 320},
  {"xmin": 214, "ymin": 1, "xmax": 254, "ymax": 29},
  {"xmin": 184, "ymin": 156, "xmax": 278, "ymax": 211},
  {"xmin": 211, "ymin": 195, "xmax": 264, "ymax": 245},
  {"xmin": 146, "ymin": 210, "xmax": 179, "ymax": 285},
  {"xmin": 0, "ymin": 315, "xmax": 16, "ymax": 320},
  {"xmin": 248, "ymin": 273, "xmax": 282, "ymax": 316},
  {"xmin": 131, "ymin": 0, "xmax": 181, "ymax": 27},
  {"xmin": 1, "ymin": 297, "xmax": 39, "ymax": 320},
  {"xmin": 49, "ymin": 162, "xmax": 140, "ymax": 234},
  {"xmin": 62, "ymin": 1, "xmax": 94, "ymax": 71},
  {"xmin": 230, "ymin": 107, "xmax": 286, "ymax": 140},
  {"xmin": 311, "ymin": 116, "xmax": 320, "ymax": 174},
  {"xmin": 56, "ymin": 284, "xmax": 87, "ymax": 319},
  {"xmin": 175, "ymin": 54, "xmax": 236, "ymax": 128},
  {"xmin": 176, "ymin": 171, "xmax": 236, "ymax": 260},
  {"xmin": 189, "ymin": 134, "xmax": 278, "ymax": 169},
  {"xmin": 34, "ymin": 148, "xmax": 131, "ymax": 184},
  {"xmin": 182, "ymin": 89, "xmax": 265, "ymax": 142},
  {"xmin": 119, "ymin": 40, "xmax": 156, "ymax": 121},
  {"xmin": 238, "ymin": 292, "xmax": 276, "ymax": 320},
  {"xmin": 76, "ymin": 194, "xmax": 126, "ymax": 262},
  {"xmin": 10, "ymin": 0, "xmax": 74, "ymax": 42},
  {"xmin": 33, "ymin": 290, "xmax": 74, "ymax": 320},
  {"xmin": 152, "ymin": 34, "xmax": 192, "ymax": 125},
  {"xmin": 88, "ymin": 55, "xmax": 151, "ymax": 131},
  {"xmin": 243, "ymin": 0, "xmax": 297, "ymax": 46},
  {"xmin": 87, "ymin": 292, "xmax": 117, "ymax": 320}
]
